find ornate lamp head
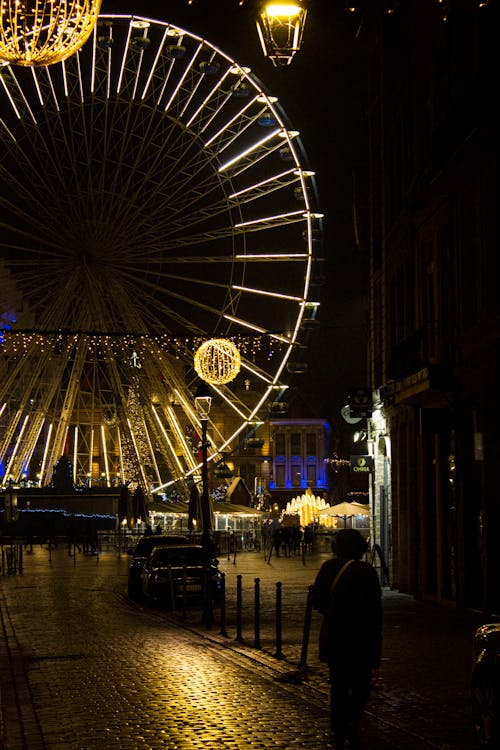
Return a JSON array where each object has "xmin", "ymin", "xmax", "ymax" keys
[
  {"xmin": 256, "ymin": 1, "xmax": 307, "ymax": 67},
  {"xmin": 194, "ymin": 381, "xmax": 212, "ymax": 420}
]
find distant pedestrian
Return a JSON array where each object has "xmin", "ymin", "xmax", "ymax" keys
[
  {"xmin": 291, "ymin": 525, "xmax": 303, "ymax": 556},
  {"xmin": 144, "ymin": 524, "xmax": 153, "ymax": 536},
  {"xmin": 303, "ymin": 524, "xmax": 313, "ymax": 553},
  {"xmin": 67, "ymin": 523, "xmax": 81, "ymax": 554},
  {"xmin": 312, "ymin": 529, "xmax": 382, "ymax": 750},
  {"xmin": 271, "ymin": 520, "xmax": 282, "ymax": 558},
  {"xmin": 281, "ymin": 526, "xmax": 292, "ymax": 557},
  {"xmin": 25, "ymin": 523, "xmax": 34, "ymax": 553}
]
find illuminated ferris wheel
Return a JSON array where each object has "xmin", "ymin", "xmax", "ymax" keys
[{"xmin": 0, "ymin": 14, "xmax": 322, "ymax": 498}]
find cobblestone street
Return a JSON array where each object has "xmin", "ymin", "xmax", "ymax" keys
[{"xmin": 0, "ymin": 545, "xmax": 484, "ymax": 749}]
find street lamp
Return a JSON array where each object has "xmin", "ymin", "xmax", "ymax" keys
[
  {"xmin": 256, "ymin": 1, "xmax": 308, "ymax": 67},
  {"xmin": 194, "ymin": 381, "xmax": 214, "ymax": 555}
]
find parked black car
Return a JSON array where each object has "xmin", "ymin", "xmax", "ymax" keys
[
  {"xmin": 140, "ymin": 544, "xmax": 222, "ymax": 608},
  {"xmin": 127, "ymin": 534, "xmax": 189, "ymax": 599},
  {"xmin": 472, "ymin": 624, "xmax": 500, "ymax": 748}
]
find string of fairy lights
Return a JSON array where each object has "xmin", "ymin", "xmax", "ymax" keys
[{"xmin": 0, "ymin": 331, "xmax": 287, "ymax": 363}]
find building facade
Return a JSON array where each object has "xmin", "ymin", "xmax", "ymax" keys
[
  {"xmin": 268, "ymin": 418, "xmax": 330, "ymax": 505},
  {"xmin": 361, "ymin": 0, "xmax": 500, "ymax": 612}
]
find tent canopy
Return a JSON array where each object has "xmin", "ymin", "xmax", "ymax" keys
[{"xmin": 318, "ymin": 501, "xmax": 370, "ymax": 518}]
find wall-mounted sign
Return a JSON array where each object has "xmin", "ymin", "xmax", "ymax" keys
[
  {"xmin": 348, "ymin": 387, "xmax": 373, "ymax": 418},
  {"xmin": 350, "ymin": 455, "xmax": 374, "ymax": 473}
]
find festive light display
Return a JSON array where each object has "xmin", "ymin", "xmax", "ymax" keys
[
  {"xmin": 0, "ymin": 332, "xmax": 281, "ymax": 362},
  {"xmin": 283, "ymin": 489, "xmax": 337, "ymax": 528},
  {"xmin": 120, "ymin": 387, "xmax": 151, "ymax": 491},
  {"xmin": 0, "ymin": 0, "xmax": 102, "ymax": 67},
  {"xmin": 194, "ymin": 339, "xmax": 241, "ymax": 385}
]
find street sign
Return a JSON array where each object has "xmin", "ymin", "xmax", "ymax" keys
[
  {"xmin": 350, "ymin": 455, "xmax": 374, "ymax": 473},
  {"xmin": 340, "ymin": 404, "xmax": 362, "ymax": 425}
]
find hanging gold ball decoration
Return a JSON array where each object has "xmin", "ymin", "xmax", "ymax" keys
[
  {"xmin": 0, "ymin": 0, "xmax": 102, "ymax": 67},
  {"xmin": 194, "ymin": 339, "xmax": 241, "ymax": 385}
]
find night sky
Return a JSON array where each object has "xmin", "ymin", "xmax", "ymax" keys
[{"xmin": 101, "ymin": 0, "xmax": 369, "ymax": 447}]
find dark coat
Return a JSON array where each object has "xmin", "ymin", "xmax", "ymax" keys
[{"xmin": 312, "ymin": 556, "xmax": 382, "ymax": 668}]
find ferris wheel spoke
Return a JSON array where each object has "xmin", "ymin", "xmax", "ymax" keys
[
  {"xmin": 202, "ymin": 90, "xmax": 264, "ymax": 150},
  {"xmin": 143, "ymin": 210, "xmax": 305, "ymax": 251},
  {"xmin": 117, "ymin": 268, "xmax": 231, "ymax": 329},
  {"xmin": 104, "ymin": 141, "xmax": 222, "ymax": 236},
  {"xmin": 135, "ymin": 154, "xmax": 231, "ymax": 224},
  {"xmin": 222, "ymin": 313, "xmax": 291, "ymax": 344},
  {"xmin": 0, "ymin": 160, "xmax": 72, "ymax": 240},
  {"xmin": 108, "ymin": 270, "xmax": 209, "ymax": 336},
  {"xmin": 228, "ymin": 167, "xmax": 303, "ymax": 203},
  {"xmin": 120, "ymin": 267, "xmax": 233, "ymax": 293}
]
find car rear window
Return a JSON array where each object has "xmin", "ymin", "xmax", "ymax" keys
[
  {"xmin": 133, "ymin": 536, "xmax": 188, "ymax": 556},
  {"xmin": 151, "ymin": 546, "xmax": 207, "ymax": 566}
]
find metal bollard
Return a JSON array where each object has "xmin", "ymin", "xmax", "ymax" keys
[
  {"xmin": 235, "ymin": 574, "xmax": 243, "ymax": 642},
  {"xmin": 167, "ymin": 565, "xmax": 176, "ymax": 613},
  {"xmin": 275, "ymin": 581, "xmax": 283, "ymax": 659},
  {"xmin": 254, "ymin": 577, "xmax": 261, "ymax": 649},
  {"xmin": 219, "ymin": 572, "xmax": 228, "ymax": 637},
  {"xmin": 202, "ymin": 567, "xmax": 214, "ymax": 630},
  {"xmin": 181, "ymin": 566, "xmax": 187, "ymax": 619},
  {"xmin": 299, "ymin": 584, "xmax": 314, "ymax": 668},
  {"xmin": 18, "ymin": 543, "xmax": 23, "ymax": 573}
]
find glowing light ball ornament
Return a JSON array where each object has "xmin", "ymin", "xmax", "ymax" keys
[
  {"xmin": 194, "ymin": 339, "xmax": 241, "ymax": 386},
  {"xmin": 0, "ymin": 0, "xmax": 102, "ymax": 67}
]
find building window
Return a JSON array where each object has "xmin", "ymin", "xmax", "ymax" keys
[
  {"xmin": 291, "ymin": 432, "xmax": 301, "ymax": 455},
  {"xmin": 275, "ymin": 432, "xmax": 285, "ymax": 456},
  {"xmin": 306, "ymin": 432, "xmax": 316, "ymax": 455},
  {"xmin": 307, "ymin": 463, "xmax": 316, "ymax": 487},
  {"xmin": 275, "ymin": 463, "xmax": 286, "ymax": 487},
  {"xmin": 291, "ymin": 460, "xmax": 301, "ymax": 487}
]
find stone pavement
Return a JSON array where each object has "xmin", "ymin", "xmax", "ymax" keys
[
  {"xmin": 213, "ymin": 550, "xmax": 486, "ymax": 749},
  {"xmin": 0, "ymin": 543, "xmax": 487, "ymax": 749}
]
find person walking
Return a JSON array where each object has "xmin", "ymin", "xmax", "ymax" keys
[{"xmin": 312, "ymin": 529, "xmax": 382, "ymax": 750}]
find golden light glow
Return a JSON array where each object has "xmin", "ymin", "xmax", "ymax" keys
[
  {"xmin": 264, "ymin": 3, "xmax": 302, "ymax": 17},
  {"xmin": 284, "ymin": 489, "xmax": 337, "ymax": 528},
  {"xmin": 256, "ymin": 0, "xmax": 307, "ymax": 67},
  {"xmin": 0, "ymin": 0, "xmax": 102, "ymax": 67},
  {"xmin": 194, "ymin": 338, "xmax": 241, "ymax": 385}
]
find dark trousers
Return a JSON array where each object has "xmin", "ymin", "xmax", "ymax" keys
[{"xmin": 328, "ymin": 660, "xmax": 372, "ymax": 746}]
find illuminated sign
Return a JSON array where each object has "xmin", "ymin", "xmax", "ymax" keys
[{"xmin": 350, "ymin": 455, "xmax": 374, "ymax": 473}]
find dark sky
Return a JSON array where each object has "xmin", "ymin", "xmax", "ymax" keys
[{"xmin": 101, "ymin": 0, "xmax": 369, "ymax": 444}]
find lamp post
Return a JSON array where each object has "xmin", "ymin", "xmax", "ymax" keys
[
  {"xmin": 194, "ymin": 381, "xmax": 214, "ymax": 555},
  {"xmin": 5, "ymin": 483, "xmax": 18, "ymax": 523}
]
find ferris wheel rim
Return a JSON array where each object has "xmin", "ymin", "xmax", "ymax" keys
[{"xmin": 0, "ymin": 13, "xmax": 323, "ymax": 493}]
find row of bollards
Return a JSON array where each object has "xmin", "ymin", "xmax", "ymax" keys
[{"xmin": 215, "ymin": 572, "xmax": 314, "ymax": 666}]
